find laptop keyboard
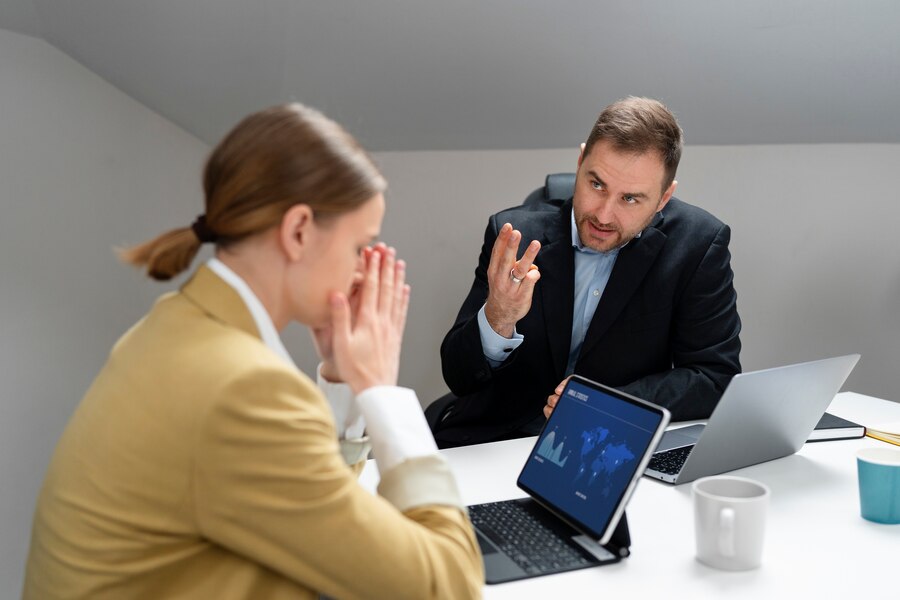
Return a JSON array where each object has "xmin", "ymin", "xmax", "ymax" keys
[
  {"xmin": 468, "ymin": 500, "xmax": 593, "ymax": 575},
  {"xmin": 647, "ymin": 444, "xmax": 694, "ymax": 475}
]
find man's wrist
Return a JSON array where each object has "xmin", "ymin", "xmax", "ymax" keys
[{"xmin": 484, "ymin": 305, "xmax": 515, "ymax": 338}]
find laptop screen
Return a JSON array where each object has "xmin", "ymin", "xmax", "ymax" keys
[{"xmin": 517, "ymin": 377, "xmax": 668, "ymax": 541}]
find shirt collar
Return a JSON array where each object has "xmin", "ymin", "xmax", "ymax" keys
[{"xmin": 206, "ymin": 257, "xmax": 296, "ymax": 368}]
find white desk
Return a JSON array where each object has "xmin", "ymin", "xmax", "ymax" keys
[{"xmin": 361, "ymin": 392, "xmax": 900, "ymax": 597}]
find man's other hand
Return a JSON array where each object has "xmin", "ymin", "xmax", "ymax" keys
[{"xmin": 543, "ymin": 376, "xmax": 572, "ymax": 419}]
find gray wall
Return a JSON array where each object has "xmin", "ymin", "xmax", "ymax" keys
[
  {"xmin": 678, "ymin": 144, "xmax": 900, "ymax": 399},
  {"xmin": 3, "ymin": 28, "xmax": 899, "ymax": 598},
  {"xmin": 0, "ymin": 30, "xmax": 209, "ymax": 593},
  {"xmin": 292, "ymin": 144, "xmax": 900, "ymax": 405}
]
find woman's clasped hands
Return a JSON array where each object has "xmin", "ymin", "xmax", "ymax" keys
[{"xmin": 313, "ymin": 244, "xmax": 410, "ymax": 395}]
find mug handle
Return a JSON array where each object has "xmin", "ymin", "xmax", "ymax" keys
[{"xmin": 718, "ymin": 507, "xmax": 735, "ymax": 557}]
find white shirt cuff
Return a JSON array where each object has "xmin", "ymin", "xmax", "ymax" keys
[
  {"xmin": 316, "ymin": 364, "xmax": 367, "ymax": 440},
  {"xmin": 355, "ymin": 386, "xmax": 439, "ymax": 473},
  {"xmin": 477, "ymin": 304, "xmax": 524, "ymax": 366}
]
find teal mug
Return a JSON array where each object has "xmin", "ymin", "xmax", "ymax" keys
[{"xmin": 857, "ymin": 447, "xmax": 900, "ymax": 524}]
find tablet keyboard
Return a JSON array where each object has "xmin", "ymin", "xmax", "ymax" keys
[{"xmin": 468, "ymin": 501, "xmax": 593, "ymax": 574}]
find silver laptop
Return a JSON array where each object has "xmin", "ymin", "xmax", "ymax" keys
[{"xmin": 644, "ymin": 354, "xmax": 860, "ymax": 485}]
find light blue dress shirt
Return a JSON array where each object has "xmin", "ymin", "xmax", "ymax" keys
[
  {"xmin": 478, "ymin": 212, "xmax": 620, "ymax": 373},
  {"xmin": 566, "ymin": 217, "xmax": 619, "ymax": 375}
]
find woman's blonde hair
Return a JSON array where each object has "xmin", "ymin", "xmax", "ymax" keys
[{"xmin": 119, "ymin": 103, "xmax": 386, "ymax": 280}]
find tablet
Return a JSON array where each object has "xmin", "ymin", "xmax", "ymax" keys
[{"xmin": 516, "ymin": 375, "xmax": 671, "ymax": 544}]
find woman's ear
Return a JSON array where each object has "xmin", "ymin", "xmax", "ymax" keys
[{"xmin": 280, "ymin": 204, "xmax": 315, "ymax": 262}]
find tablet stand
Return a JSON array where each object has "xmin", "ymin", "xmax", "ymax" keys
[{"xmin": 605, "ymin": 512, "xmax": 631, "ymax": 558}]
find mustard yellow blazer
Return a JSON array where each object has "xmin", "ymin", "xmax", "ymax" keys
[{"xmin": 24, "ymin": 266, "xmax": 482, "ymax": 599}]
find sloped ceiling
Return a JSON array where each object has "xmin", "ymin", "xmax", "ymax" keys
[{"xmin": 3, "ymin": 0, "xmax": 899, "ymax": 150}]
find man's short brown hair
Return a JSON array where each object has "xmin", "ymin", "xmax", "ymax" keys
[{"xmin": 584, "ymin": 97, "xmax": 683, "ymax": 190}]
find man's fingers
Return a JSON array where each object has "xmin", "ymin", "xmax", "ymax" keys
[
  {"xmin": 545, "ymin": 375, "xmax": 573, "ymax": 419},
  {"xmin": 518, "ymin": 267, "xmax": 541, "ymax": 293},
  {"xmin": 489, "ymin": 224, "xmax": 543, "ymax": 289},
  {"xmin": 512, "ymin": 240, "xmax": 541, "ymax": 276},
  {"xmin": 554, "ymin": 375, "xmax": 572, "ymax": 396},
  {"xmin": 489, "ymin": 224, "xmax": 521, "ymax": 282},
  {"xmin": 488, "ymin": 223, "xmax": 513, "ymax": 276},
  {"xmin": 501, "ymin": 229, "xmax": 522, "ymax": 277},
  {"xmin": 544, "ymin": 393, "xmax": 559, "ymax": 420},
  {"xmin": 524, "ymin": 239, "xmax": 541, "ymax": 261}
]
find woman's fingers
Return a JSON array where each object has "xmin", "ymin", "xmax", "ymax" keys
[
  {"xmin": 358, "ymin": 246, "xmax": 381, "ymax": 316},
  {"xmin": 378, "ymin": 246, "xmax": 396, "ymax": 316},
  {"xmin": 328, "ymin": 292, "xmax": 351, "ymax": 352},
  {"xmin": 397, "ymin": 284, "xmax": 410, "ymax": 335},
  {"xmin": 392, "ymin": 260, "xmax": 408, "ymax": 326},
  {"xmin": 332, "ymin": 243, "xmax": 411, "ymax": 393}
]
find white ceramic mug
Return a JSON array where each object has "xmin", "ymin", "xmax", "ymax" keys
[{"xmin": 692, "ymin": 475, "xmax": 770, "ymax": 571}]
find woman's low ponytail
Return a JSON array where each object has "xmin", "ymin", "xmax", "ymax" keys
[{"xmin": 118, "ymin": 226, "xmax": 203, "ymax": 281}]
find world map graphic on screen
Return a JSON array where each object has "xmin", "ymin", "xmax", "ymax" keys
[{"xmin": 517, "ymin": 379, "xmax": 661, "ymax": 535}]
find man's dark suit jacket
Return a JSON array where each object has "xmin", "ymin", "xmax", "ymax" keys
[{"xmin": 437, "ymin": 197, "xmax": 742, "ymax": 446}]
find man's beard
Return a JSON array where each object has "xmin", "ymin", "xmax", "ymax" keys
[
  {"xmin": 576, "ymin": 212, "xmax": 655, "ymax": 252},
  {"xmin": 577, "ymin": 215, "xmax": 625, "ymax": 252}
]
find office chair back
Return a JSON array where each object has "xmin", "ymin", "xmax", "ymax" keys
[{"xmin": 522, "ymin": 173, "xmax": 576, "ymax": 208}]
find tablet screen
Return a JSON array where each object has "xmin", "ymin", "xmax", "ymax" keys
[{"xmin": 517, "ymin": 376, "xmax": 669, "ymax": 543}]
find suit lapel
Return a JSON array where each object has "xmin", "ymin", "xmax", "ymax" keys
[
  {"xmin": 537, "ymin": 205, "xmax": 576, "ymax": 378},
  {"xmin": 578, "ymin": 213, "xmax": 667, "ymax": 358}
]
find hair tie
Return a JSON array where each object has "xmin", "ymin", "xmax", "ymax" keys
[{"xmin": 190, "ymin": 215, "xmax": 218, "ymax": 243}]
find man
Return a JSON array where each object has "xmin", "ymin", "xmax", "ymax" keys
[{"xmin": 435, "ymin": 97, "xmax": 741, "ymax": 448}]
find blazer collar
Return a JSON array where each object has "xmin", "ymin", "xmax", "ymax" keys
[
  {"xmin": 537, "ymin": 200, "xmax": 668, "ymax": 376},
  {"xmin": 578, "ymin": 210, "xmax": 668, "ymax": 358},
  {"xmin": 180, "ymin": 265, "xmax": 261, "ymax": 340},
  {"xmin": 538, "ymin": 201, "xmax": 577, "ymax": 376}
]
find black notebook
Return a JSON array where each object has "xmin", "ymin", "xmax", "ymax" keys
[{"xmin": 808, "ymin": 412, "xmax": 865, "ymax": 442}]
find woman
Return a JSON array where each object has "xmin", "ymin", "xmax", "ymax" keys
[{"xmin": 23, "ymin": 104, "xmax": 483, "ymax": 599}]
